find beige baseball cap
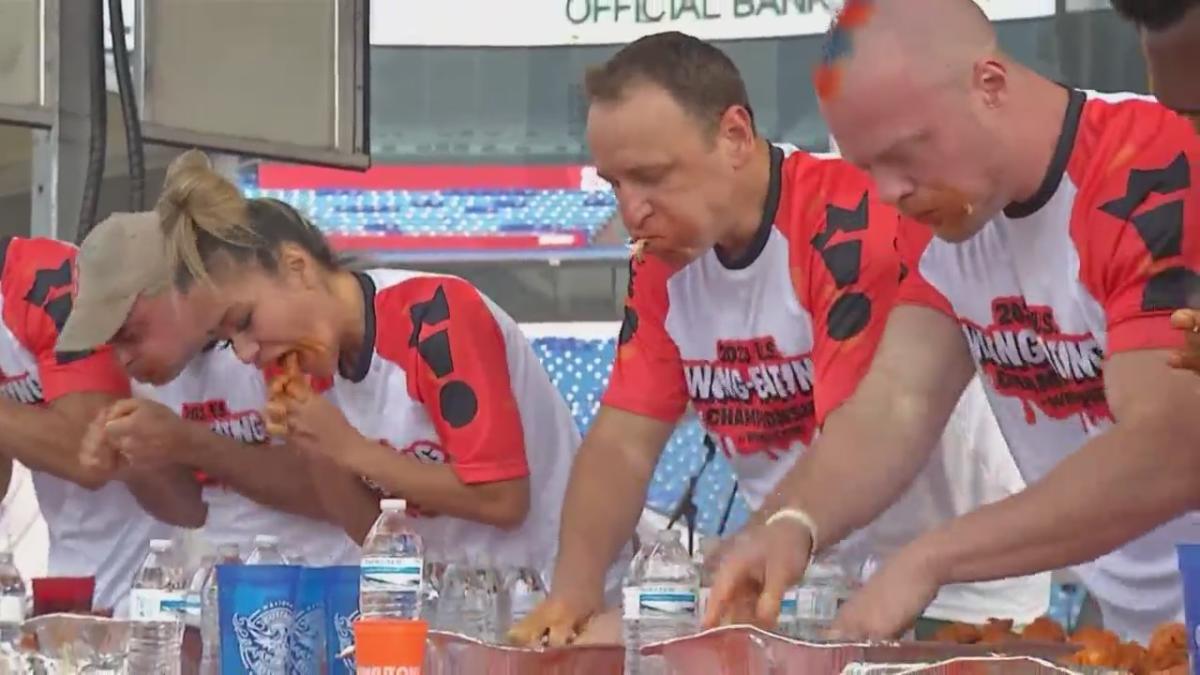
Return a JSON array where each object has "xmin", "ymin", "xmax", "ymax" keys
[{"xmin": 57, "ymin": 211, "xmax": 172, "ymax": 352}]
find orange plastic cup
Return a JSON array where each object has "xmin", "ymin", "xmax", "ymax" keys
[{"xmin": 354, "ymin": 618, "xmax": 428, "ymax": 673}]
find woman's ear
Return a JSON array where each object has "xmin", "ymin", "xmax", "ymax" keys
[{"xmin": 278, "ymin": 242, "xmax": 319, "ymax": 289}]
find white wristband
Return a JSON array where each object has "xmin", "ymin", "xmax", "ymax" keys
[{"xmin": 765, "ymin": 508, "xmax": 820, "ymax": 561}]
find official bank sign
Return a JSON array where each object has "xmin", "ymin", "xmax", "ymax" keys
[{"xmin": 372, "ymin": 0, "xmax": 1056, "ymax": 46}]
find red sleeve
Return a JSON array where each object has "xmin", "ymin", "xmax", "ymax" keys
[
  {"xmin": 599, "ymin": 255, "xmax": 688, "ymax": 422},
  {"xmin": 0, "ymin": 238, "xmax": 129, "ymax": 402},
  {"xmin": 895, "ymin": 218, "xmax": 956, "ymax": 316},
  {"xmin": 783, "ymin": 160, "xmax": 904, "ymax": 424},
  {"xmin": 1069, "ymin": 98, "xmax": 1200, "ymax": 355},
  {"xmin": 378, "ymin": 276, "xmax": 529, "ymax": 485}
]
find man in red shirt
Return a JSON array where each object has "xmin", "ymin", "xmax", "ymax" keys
[
  {"xmin": 709, "ymin": 0, "xmax": 1200, "ymax": 642},
  {"xmin": 509, "ymin": 31, "xmax": 1048, "ymax": 647},
  {"xmin": 1109, "ymin": 0, "xmax": 1200, "ymax": 371},
  {"xmin": 0, "ymin": 235, "xmax": 199, "ymax": 613}
]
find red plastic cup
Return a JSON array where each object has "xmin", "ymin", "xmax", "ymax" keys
[{"xmin": 31, "ymin": 577, "xmax": 95, "ymax": 617}]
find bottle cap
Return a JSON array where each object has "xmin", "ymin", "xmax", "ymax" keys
[
  {"xmin": 150, "ymin": 539, "xmax": 173, "ymax": 552},
  {"xmin": 254, "ymin": 534, "xmax": 279, "ymax": 546},
  {"xmin": 380, "ymin": 498, "xmax": 408, "ymax": 511}
]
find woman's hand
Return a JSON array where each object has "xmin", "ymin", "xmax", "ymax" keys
[{"xmin": 282, "ymin": 393, "xmax": 364, "ymax": 467}]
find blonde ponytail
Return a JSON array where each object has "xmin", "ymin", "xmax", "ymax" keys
[{"xmin": 156, "ymin": 150, "xmax": 256, "ymax": 286}]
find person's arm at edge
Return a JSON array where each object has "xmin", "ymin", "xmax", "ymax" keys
[
  {"xmin": 173, "ymin": 421, "xmax": 330, "ymax": 522},
  {"xmin": 760, "ymin": 306, "xmax": 975, "ymax": 546},
  {"xmin": 122, "ymin": 463, "xmax": 208, "ymax": 529},
  {"xmin": 0, "ymin": 392, "xmax": 115, "ymax": 489},
  {"xmin": 709, "ymin": 306, "xmax": 976, "ymax": 625},
  {"xmin": 552, "ymin": 406, "xmax": 675, "ymax": 596},
  {"xmin": 335, "ymin": 439, "xmax": 530, "ymax": 529},
  {"xmin": 913, "ymin": 348, "xmax": 1200, "ymax": 586},
  {"xmin": 504, "ymin": 405, "xmax": 675, "ymax": 647}
]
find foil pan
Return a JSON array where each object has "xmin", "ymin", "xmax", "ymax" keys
[
  {"xmin": 5, "ymin": 614, "xmax": 201, "ymax": 675},
  {"xmin": 424, "ymin": 630, "xmax": 623, "ymax": 674},
  {"xmin": 841, "ymin": 656, "xmax": 1117, "ymax": 674},
  {"xmin": 20, "ymin": 613, "xmax": 132, "ymax": 673},
  {"xmin": 642, "ymin": 625, "xmax": 1104, "ymax": 675}
]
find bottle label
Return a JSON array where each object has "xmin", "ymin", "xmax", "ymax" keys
[
  {"xmin": 0, "ymin": 596, "xmax": 24, "ymax": 623},
  {"xmin": 511, "ymin": 591, "xmax": 539, "ymax": 620},
  {"xmin": 130, "ymin": 588, "xmax": 187, "ymax": 622},
  {"xmin": 360, "ymin": 556, "xmax": 423, "ymax": 592},
  {"xmin": 623, "ymin": 583, "xmax": 696, "ymax": 619},
  {"xmin": 786, "ymin": 586, "xmax": 837, "ymax": 621},
  {"xmin": 184, "ymin": 591, "xmax": 203, "ymax": 623}
]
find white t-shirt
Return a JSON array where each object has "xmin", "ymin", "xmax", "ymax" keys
[
  {"xmin": 0, "ymin": 461, "xmax": 48, "ymax": 586},
  {"xmin": 327, "ymin": 269, "xmax": 625, "ymax": 596},
  {"xmin": 134, "ymin": 345, "xmax": 360, "ymax": 568}
]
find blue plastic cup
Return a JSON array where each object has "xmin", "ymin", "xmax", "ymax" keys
[
  {"xmin": 1176, "ymin": 544, "xmax": 1200, "ymax": 675},
  {"xmin": 323, "ymin": 566, "xmax": 361, "ymax": 675},
  {"xmin": 288, "ymin": 567, "xmax": 328, "ymax": 675},
  {"xmin": 218, "ymin": 565, "xmax": 300, "ymax": 675}
]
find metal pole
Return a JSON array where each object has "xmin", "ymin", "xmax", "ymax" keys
[
  {"xmin": 45, "ymin": 0, "xmax": 100, "ymax": 243},
  {"xmin": 29, "ymin": 0, "xmax": 60, "ymax": 240}
]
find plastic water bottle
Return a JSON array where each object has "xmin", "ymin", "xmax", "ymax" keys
[
  {"xmin": 507, "ymin": 565, "xmax": 547, "ymax": 625},
  {"xmin": 0, "ymin": 549, "xmax": 26, "ymax": 648},
  {"xmin": 436, "ymin": 560, "xmax": 477, "ymax": 636},
  {"xmin": 622, "ymin": 530, "xmax": 700, "ymax": 675},
  {"xmin": 475, "ymin": 560, "xmax": 506, "ymax": 641},
  {"xmin": 245, "ymin": 534, "xmax": 289, "ymax": 565},
  {"xmin": 200, "ymin": 543, "xmax": 242, "ymax": 675},
  {"xmin": 694, "ymin": 537, "xmax": 719, "ymax": 622},
  {"xmin": 360, "ymin": 498, "xmax": 423, "ymax": 619},
  {"xmin": 420, "ymin": 556, "xmax": 447, "ymax": 625},
  {"xmin": 435, "ymin": 557, "xmax": 500, "ymax": 640},
  {"xmin": 129, "ymin": 539, "xmax": 186, "ymax": 675},
  {"xmin": 778, "ymin": 559, "xmax": 855, "ymax": 639},
  {"xmin": 184, "ymin": 554, "xmax": 215, "ymax": 629}
]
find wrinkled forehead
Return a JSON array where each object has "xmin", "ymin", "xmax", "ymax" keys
[
  {"xmin": 586, "ymin": 86, "xmax": 708, "ymax": 170},
  {"xmin": 821, "ymin": 71, "xmax": 940, "ymax": 164}
]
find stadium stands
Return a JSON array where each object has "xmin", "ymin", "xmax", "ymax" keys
[
  {"xmin": 240, "ymin": 163, "xmax": 620, "ymax": 252},
  {"xmin": 525, "ymin": 327, "xmax": 751, "ymax": 538}
]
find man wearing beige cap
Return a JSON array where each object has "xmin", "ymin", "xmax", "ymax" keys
[
  {"xmin": 0, "ymin": 231, "xmax": 202, "ymax": 616},
  {"xmin": 60, "ymin": 208, "xmax": 359, "ymax": 574}
]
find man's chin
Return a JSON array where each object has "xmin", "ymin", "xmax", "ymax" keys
[
  {"xmin": 132, "ymin": 365, "xmax": 184, "ymax": 386},
  {"xmin": 921, "ymin": 217, "xmax": 985, "ymax": 244}
]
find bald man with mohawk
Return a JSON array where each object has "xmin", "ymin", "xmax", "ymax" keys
[{"xmin": 707, "ymin": 0, "xmax": 1200, "ymax": 643}]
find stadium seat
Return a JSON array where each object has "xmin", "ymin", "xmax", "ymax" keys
[
  {"xmin": 240, "ymin": 184, "xmax": 616, "ymax": 245},
  {"xmin": 528, "ymin": 335, "xmax": 751, "ymax": 537}
]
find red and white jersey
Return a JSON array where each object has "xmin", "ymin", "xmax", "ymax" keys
[
  {"xmin": 899, "ymin": 89, "xmax": 1200, "ymax": 640},
  {"xmin": 327, "ymin": 269, "xmax": 615, "ymax": 590},
  {"xmin": 132, "ymin": 344, "xmax": 360, "ymax": 567},
  {"xmin": 605, "ymin": 146, "xmax": 900, "ymax": 503},
  {"xmin": 0, "ymin": 236, "xmax": 167, "ymax": 616},
  {"xmin": 603, "ymin": 147, "xmax": 1049, "ymax": 621}
]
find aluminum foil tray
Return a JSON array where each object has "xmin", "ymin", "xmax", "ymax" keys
[
  {"xmin": 642, "ymin": 625, "xmax": 1113, "ymax": 675},
  {"xmin": 842, "ymin": 656, "xmax": 1120, "ymax": 674},
  {"xmin": 424, "ymin": 630, "xmax": 623, "ymax": 674}
]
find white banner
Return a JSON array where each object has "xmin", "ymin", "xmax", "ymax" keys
[{"xmin": 371, "ymin": 0, "xmax": 1057, "ymax": 47}]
